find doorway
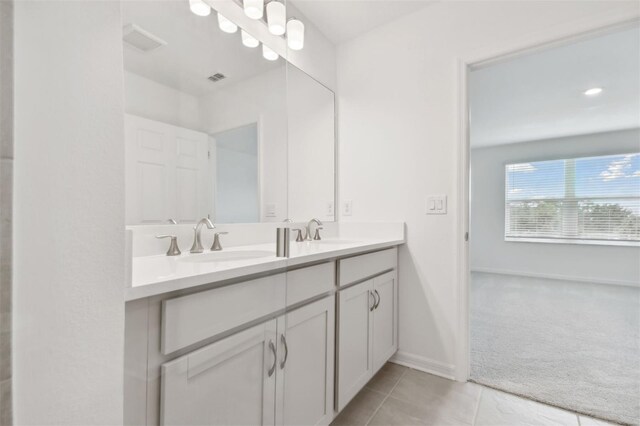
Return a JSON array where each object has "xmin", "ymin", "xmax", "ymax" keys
[{"xmin": 466, "ymin": 24, "xmax": 640, "ymax": 424}]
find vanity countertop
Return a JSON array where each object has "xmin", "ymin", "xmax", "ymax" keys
[{"xmin": 126, "ymin": 237, "xmax": 404, "ymax": 301}]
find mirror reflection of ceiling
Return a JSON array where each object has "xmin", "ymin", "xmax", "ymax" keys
[
  {"xmin": 122, "ymin": 0, "xmax": 283, "ymax": 97},
  {"xmin": 470, "ymin": 25, "xmax": 640, "ymax": 148},
  {"xmin": 290, "ymin": 0, "xmax": 434, "ymax": 44}
]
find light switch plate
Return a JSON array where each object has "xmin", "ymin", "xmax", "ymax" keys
[
  {"xmin": 265, "ymin": 203, "xmax": 277, "ymax": 217},
  {"xmin": 426, "ymin": 195, "xmax": 447, "ymax": 215},
  {"xmin": 342, "ymin": 200, "xmax": 353, "ymax": 216}
]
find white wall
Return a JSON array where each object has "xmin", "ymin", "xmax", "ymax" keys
[
  {"xmin": 124, "ymin": 71, "xmax": 202, "ymax": 131},
  {"xmin": 336, "ymin": 1, "xmax": 640, "ymax": 378},
  {"xmin": 13, "ymin": 1, "xmax": 125, "ymax": 424},
  {"xmin": 200, "ymin": 67, "xmax": 289, "ymax": 222},
  {"xmin": 471, "ymin": 129, "xmax": 640, "ymax": 286}
]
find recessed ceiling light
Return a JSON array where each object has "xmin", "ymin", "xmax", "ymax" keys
[{"xmin": 584, "ymin": 87, "xmax": 603, "ymax": 96}]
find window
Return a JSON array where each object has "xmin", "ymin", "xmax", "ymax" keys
[{"xmin": 505, "ymin": 153, "xmax": 640, "ymax": 245}]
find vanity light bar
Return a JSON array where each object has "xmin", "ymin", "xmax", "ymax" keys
[{"xmin": 188, "ymin": 0, "xmax": 304, "ymax": 59}]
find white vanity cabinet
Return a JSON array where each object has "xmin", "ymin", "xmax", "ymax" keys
[
  {"xmin": 336, "ymin": 249, "xmax": 398, "ymax": 411},
  {"xmin": 124, "ymin": 246, "xmax": 400, "ymax": 426},
  {"xmin": 161, "ymin": 320, "xmax": 278, "ymax": 426}
]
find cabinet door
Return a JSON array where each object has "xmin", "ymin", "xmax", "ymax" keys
[
  {"xmin": 337, "ymin": 280, "xmax": 374, "ymax": 411},
  {"xmin": 160, "ymin": 320, "xmax": 278, "ymax": 426},
  {"xmin": 278, "ymin": 296, "xmax": 335, "ymax": 426},
  {"xmin": 372, "ymin": 271, "xmax": 398, "ymax": 373}
]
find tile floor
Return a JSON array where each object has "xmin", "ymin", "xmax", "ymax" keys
[{"xmin": 331, "ymin": 363, "xmax": 618, "ymax": 426}]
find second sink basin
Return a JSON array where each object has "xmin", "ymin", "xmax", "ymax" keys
[
  {"xmin": 178, "ymin": 250, "xmax": 275, "ymax": 263},
  {"xmin": 307, "ymin": 240, "xmax": 361, "ymax": 245}
]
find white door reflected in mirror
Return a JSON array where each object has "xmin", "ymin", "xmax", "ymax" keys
[{"xmin": 122, "ymin": 0, "xmax": 335, "ymax": 225}]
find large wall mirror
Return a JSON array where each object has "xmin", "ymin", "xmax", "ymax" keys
[{"xmin": 122, "ymin": 0, "xmax": 335, "ymax": 225}]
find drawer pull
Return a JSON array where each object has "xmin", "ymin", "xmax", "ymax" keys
[
  {"xmin": 369, "ymin": 291, "xmax": 375, "ymax": 312},
  {"xmin": 280, "ymin": 334, "xmax": 288, "ymax": 369},
  {"xmin": 268, "ymin": 340, "xmax": 277, "ymax": 377},
  {"xmin": 374, "ymin": 290, "xmax": 380, "ymax": 309}
]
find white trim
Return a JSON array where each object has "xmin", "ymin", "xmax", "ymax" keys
[
  {"xmin": 455, "ymin": 57, "xmax": 470, "ymax": 383},
  {"xmin": 390, "ymin": 352, "xmax": 456, "ymax": 381},
  {"xmin": 471, "ymin": 267, "xmax": 640, "ymax": 288},
  {"xmin": 456, "ymin": 14, "xmax": 640, "ymax": 384}
]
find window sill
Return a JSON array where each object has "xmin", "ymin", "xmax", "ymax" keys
[{"xmin": 504, "ymin": 237, "xmax": 640, "ymax": 247}]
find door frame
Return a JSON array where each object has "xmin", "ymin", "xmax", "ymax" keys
[{"xmin": 454, "ymin": 14, "xmax": 640, "ymax": 382}]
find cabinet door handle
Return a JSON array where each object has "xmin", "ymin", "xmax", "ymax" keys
[
  {"xmin": 280, "ymin": 334, "xmax": 288, "ymax": 369},
  {"xmin": 369, "ymin": 290, "xmax": 375, "ymax": 312},
  {"xmin": 374, "ymin": 290, "xmax": 380, "ymax": 309},
  {"xmin": 268, "ymin": 340, "xmax": 277, "ymax": 377}
]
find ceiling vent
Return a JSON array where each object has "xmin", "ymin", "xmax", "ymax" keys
[
  {"xmin": 208, "ymin": 73, "xmax": 227, "ymax": 83},
  {"xmin": 123, "ymin": 24, "xmax": 167, "ymax": 52}
]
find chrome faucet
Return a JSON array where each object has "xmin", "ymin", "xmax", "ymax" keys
[
  {"xmin": 305, "ymin": 218, "xmax": 323, "ymax": 241},
  {"xmin": 190, "ymin": 218, "xmax": 215, "ymax": 253}
]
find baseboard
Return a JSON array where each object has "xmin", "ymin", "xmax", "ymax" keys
[
  {"xmin": 390, "ymin": 351, "xmax": 456, "ymax": 381},
  {"xmin": 471, "ymin": 267, "xmax": 639, "ymax": 288}
]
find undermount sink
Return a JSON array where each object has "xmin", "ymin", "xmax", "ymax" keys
[
  {"xmin": 307, "ymin": 240, "xmax": 361, "ymax": 245},
  {"xmin": 178, "ymin": 250, "xmax": 275, "ymax": 263}
]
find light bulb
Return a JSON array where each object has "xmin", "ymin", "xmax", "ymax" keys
[
  {"xmin": 241, "ymin": 30, "xmax": 259, "ymax": 48},
  {"xmin": 244, "ymin": 0, "xmax": 264, "ymax": 20},
  {"xmin": 267, "ymin": 1, "xmax": 286, "ymax": 36},
  {"xmin": 189, "ymin": 0, "xmax": 211, "ymax": 16},
  {"xmin": 217, "ymin": 13, "xmax": 238, "ymax": 34},
  {"xmin": 262, "ymin": 44, "xmax": 279, "ymax": 61},
  {"xmin": 287, "ymin": 19, "xmax": 304, "ymax": 50}
]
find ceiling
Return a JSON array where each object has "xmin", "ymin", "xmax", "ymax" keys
[
  {"xmin": 290, "ymin": 0, "xmax": 433, "ymax": 44},
  {"xmin": 470, "ymin": 25, "xmax": 640, "ymax": 148},
  {"xmin": 122, "ymin": 1, "xmax": 283, "ymax": 97}
]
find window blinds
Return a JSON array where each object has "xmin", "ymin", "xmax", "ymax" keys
[{"xmin": 505, "ymin": 153, "xmax": 640, "ymax": 243}]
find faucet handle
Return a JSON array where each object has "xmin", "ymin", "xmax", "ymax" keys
[
  {"xmin": 211, "ymin": 232, "xmax": 229, "ymax": 251},
  {"xmin": 292, "ymin": 228, "xmax": 305, "ymax": 242},
  {"xmin": 313, "ymin": 227, "xmax": 323, "ymax": 241},
  {"xmin": 156, "ymin": 235, "xmax": 181, "ymax": 256}
]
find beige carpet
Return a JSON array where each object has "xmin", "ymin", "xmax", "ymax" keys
[{"xmin": 470, "ymin": 272, "xmax": 640, "ymax": 425}]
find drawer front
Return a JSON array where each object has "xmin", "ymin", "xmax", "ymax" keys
[
  {"xmin": 338, "ymin": 247, "xmax": 397, "ymax": 287},
  {"xmin": 161, "ymin": 274, "xmax": 286, "ymax": 354},
  {"xmin": 286, "ymin": 262, "xmax": 335, "ymax": 306}
]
